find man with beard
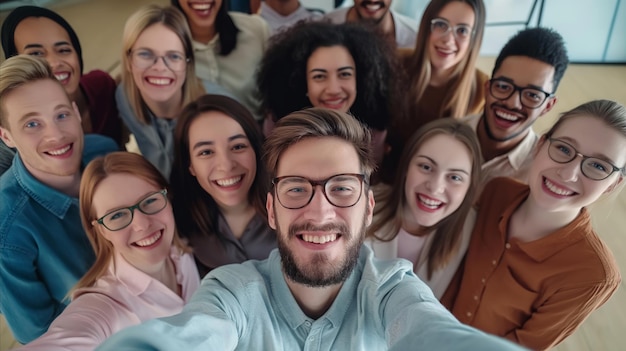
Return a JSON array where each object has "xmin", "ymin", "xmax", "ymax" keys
[
  {"xmin": 97, "ymin": 108, "xmax": 524, "ymax": 351},
  {"xmin": 325, "ymin": 0, "xmax": 417, "ymax": 48},
  {"xmin": 465, "ymin": 27, "xmax": 569, "ymax": 191},
  {"xmin": 0, "ymin": 55, "xmax": 117, "ymax": 343}
]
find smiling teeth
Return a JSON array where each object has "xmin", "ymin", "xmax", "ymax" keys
[
  {"xmin": 147, "ymin": 78, "xmax": 172, "ymax": 85},
  {"xmin": 419, "ymin": 195, "xmax": 442, "ymax": 209},
  {"xmin": 216, "ymin": 176, "xmax": 242, "ymax": 187},
  {"xmin": 544, "ymin": 178, "xmax": 574, "ymax": 196},
  {"xmin": 191, "ymin": 3, "xmax": 212, "ymax": 10},
  {"xmin": 48, "ymin": 145, "xmax": 71, "ymax": 156},
  {"xmin": 135, "ymin": 231, "xmax": 162, "ymax": 247},
  {"xmin": 366, "ymin": 4, "xmax": 382, "ymax": 11},
  {"xmin": 302, "ymin": 234, "xmax": 337, "ymax": 244},
  {"xmin": 495, "ymin": 110, "xmax": 520, "ymax": 121},
  {"xmin": 54, "ymin": 73, "xmax": 69, "ymax": 81}
]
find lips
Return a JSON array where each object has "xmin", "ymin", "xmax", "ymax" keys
[
  {"xmin": 301, "ymin": 234, "xmax": 338, "ymax": 244},
  {"xmin": 188, "ymin": 1, "xmax": 215, "ymax": 17},
  {"xmin": 543, "ymin": 177, "xmax": 576, "ymax": 197},
  {"xmin": 54, "ymin": 71, "xmax": 70, "ymax": 85},
  {"xmin": 133, "ymin": 230, "xmax": 163, "ymax": 247},
  {"xmin": 213, "ymin": 175, "xmax": 243, "ymax": 188},
  {"xmin": 435, "ymin": 46, "xmax": 456, "ymax": 58},
  {"xmin": 360, "ymin": 1, "xmax": 384, "ymax": 15},
  {"xmin": 416, "ymin": 193, "xmax": 445, "ymax": 212},
  {"xmin": 320, "ymin": 97, "xmax": 349, "ymax": 111},
  {"xmin": 492, "ymin": 106, "xmax": 525, "ymax": 129},
  {"xmin": 145, "ymin": 77, "xmax": 174, "ymax": 86},
  {"xmin": 45, "ymin": 143, "xmax": 73, "ymax": 158}
]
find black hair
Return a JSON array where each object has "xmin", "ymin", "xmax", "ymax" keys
[
  {"xmin": 1, "ymin": 5, "xmax": 84, "ymax": 73},
  {"xmin": 493, "ymin": 27, "xmax": 569, "ymax": 91},
  {"xmin": 170, "ymin": 0, "xmax": 240, "ymax": 55},
  {"xmin": 256, "ymin": 21, "xmax": 399, "ymax": 131}
]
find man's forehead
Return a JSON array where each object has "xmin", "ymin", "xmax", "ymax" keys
[
  {"xmin": 495, "ymin": 55, "xmax": 556, "ymax": 89},
  {"xmin": 276, "ymin": 136, "xmax": 362, "ymax": 177},
  {"xmin": 4, "ymin": 79, "xmax": 71, "ymax": 119}
]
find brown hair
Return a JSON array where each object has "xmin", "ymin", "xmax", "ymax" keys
[
  {"xmin": 121, "ymin": 5, "xmax": 204, "ymax": 124},
  {"xmin": 264, "ymin": 108, "xmax": 374, "ymax": 180},
  {"xmin": 406, "ymin": 0, "xmax": 485, "ymax": 119},
  {"xmin": 368, "ymin": 118, "xmax": 482, "ymax": 279},
  {"xmin": 73, "ymin": 151, "xmax": 189, "ymax": 296},
  {"xmin": 0, "ymin": 55, "xmax": 58, "ymax": 127},
  {"xmin": 170, "ymin": 94, "xmax": 269, "ymax": 240}
]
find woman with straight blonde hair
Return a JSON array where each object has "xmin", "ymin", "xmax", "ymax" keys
[
  {"xmin": 116, "ymin": 5, "xmax": 206, "ymax": 178},
  {"xmin": 368, "ymin": 118, "xmax": 482, "ymax": 298},
  {"xmin": 17, "ymin": 152, "xmax": 199, "ymax": 350},
  {"xmin": 385, "ymin": 0, "xmax": 486, "ymax": 182}
]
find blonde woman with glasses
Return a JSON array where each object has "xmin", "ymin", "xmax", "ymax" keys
[
  {"xmin": 442, "ymin": 100, "xmax": 626, "ymax": 350},
  {"xmin": 116, "ymin": 5, "xmax": 211, "ymax": 178},
  {"xmin": 17, "ymin": 152, "xmax": 199, "ymax": 351}
]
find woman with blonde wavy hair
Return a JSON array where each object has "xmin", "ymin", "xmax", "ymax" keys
[
  {"xmin": 116, "ymin": 5, "xmax": 207, "ymax": 178},
  {"xmin": 17, "ymin": 152, "xmax": 199, "ymax": 351}
]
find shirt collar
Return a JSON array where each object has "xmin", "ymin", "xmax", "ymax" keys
[{"xmin": 12, "ymin": 154, "xmax": 75, "ymax": 218}]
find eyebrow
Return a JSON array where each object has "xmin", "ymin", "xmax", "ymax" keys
[
  {"xmin": 552, "ymin": 136, "xmax": 619, "ymax": 164},
  {"xmin": 23, "ymin": 41, "xmax": 72, "ymax": 50},
  {"xmin": 493, "ymin": 76, "xmax": 549, "ymax": 92},
  {"xmin": 192, "ymin": 133, "xmax": 248, "ymax": 150},
  {"xmin": 308, "ymin": 66, "xmax": 355, "ymax": 74},
  {"xmin": 416, "ymin": 155, "xmax": 470, "ymax": 175},
  {"xmin": 17, "ymin": 103, "xmax": 73, "ymax": 124},
  {"xmin": 434, "ymin": 16, "xmax": 473, "ymax": 27}
]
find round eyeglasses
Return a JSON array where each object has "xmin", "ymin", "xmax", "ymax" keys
[
  {"xmin": 547, "ymin": 138, "xmax": 624, "ymax": 180},
  {"xmin": 430, "ymin": 18, "xmax": 473, "ymax": 41},
  {"xmin": 489, "ymin": 78, "xmax": 553, "ymax": 109},
  {"xmin": 129, "ymin": 49, "xmax": 189, "ymax": 71},
  {"xmin": 273, "ymin": 173, "xmax": 367, "ymax": 210},
  {"xmin": 93, "ymin": 190, "xmax": 169, "ymax": 231}
]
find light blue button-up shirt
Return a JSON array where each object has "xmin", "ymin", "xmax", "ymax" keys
[
  {"xmin": 0, "ymin": 134, "xmax": 117, "ymax": 343},
  {"xmin": 98, "ymin": 246, "xmax": 526, "ymax": 350}
]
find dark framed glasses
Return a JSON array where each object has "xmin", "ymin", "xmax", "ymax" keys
[
  {"xmin": 93, "ymin": 190, "xmax": 168, "ymax": 231},
  {"xmin": 489, "ymin": 78, "xmax": 553, "ymax": 109},
  {"xmin": 272, "ymin": 173, "xmax": 367, "ymax": 210}
]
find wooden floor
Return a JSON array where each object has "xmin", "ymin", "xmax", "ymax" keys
[{"xmin": 1, "ymin": 1, "xmax": 626, "ymax": 350}]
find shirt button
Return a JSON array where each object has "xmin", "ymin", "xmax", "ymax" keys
[
  {"xmin": 492, "ymin": 260, "xmax": 497, "ymax": 265},
  {"xmin": 481, "ymin": 278, "xmax": 486, "ymax": 283},
  {"xmin": 473, "ymin": 295, "xmax": 479, "ymax": 301},
  {"xmin": 466, "ymin": 312, "xmax": 472, "ymax": 317},
  {"xmin": 304, "ymin": 321, "xmax": 311, "ymax": 327},
  {"xmin": 505, "ymin": 243, "xmax": 511, "ymax": 249}
]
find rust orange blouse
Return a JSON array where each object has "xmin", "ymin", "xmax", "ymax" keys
[{"xmin": 442, "ymin": 177, "xmax": 621, "ymax": 350}]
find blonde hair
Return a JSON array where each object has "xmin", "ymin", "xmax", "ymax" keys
[
  {"xmin": 407, "ymin": 0, "xmax": 485, "ymax": 119},
  {"xmin": 121, "ymin": 5, "xmax": 204, "ymax": 124},
  {"xmin": 72, "ymin": 151, "xmax": 189, "ymax": 297},
  {"xmin": 368, "ymin": 118, "xmax": 482, "ymax": 279},
  {"xmin": 0, "ymin": 55, "xmax": 59, "ymax": 127}
]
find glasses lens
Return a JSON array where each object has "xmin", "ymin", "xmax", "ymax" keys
[
  {"xmin": 132, "ymin": 50, "xmax": 155, "ymax": 69},
  {"xmin": 581, "ymin": 158, "xmax": 613, "ymax": 180},
  {"xmin": 490, "ymin": 80, "xmax": 513, "ymax": 100},
  {"xmin": 324, "ymin": 175, "xmax": 363, "ymax": 207},
  {"xmin": 102, "ymin": 209, "xmax": 133, "ymax": 231},
  {"xmin": 454, "ymin": 25, "xmax": 472, "ymax": 39},
  {"xmin": 131, "ymin": 50, "xmax": 186, "ymax": 71},
  {"xmin": 520, "ymin": 89, "xmax": 547, "ymax": 108},
  {"xmin": 548, "ymin": 139, "xmax": 576, "ymax": 163},
  {"xmin": 431, "ymin": 19, "xmax": 449, "ymax": 35},
  {"xmin": 139, "ymin": 191, "xmax": 168, "ymax": 215},
  {"xmin": 276, "ymin": 177, "xmax": 313, "ymax": 209}
]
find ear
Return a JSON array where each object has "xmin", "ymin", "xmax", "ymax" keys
[
  {"xmin": 539, "ymin": 96, "xmax": 558, "ymax": 117},
  {"xmin": 365, "ymin": 189, "xmax": 374, "ymax": 227},
  {"xmin": 72, "ymin": 101, "xmax": 82, "ymax": 122},
  {"xmin": 483, "ymin": 78, "xmax": 490, "ymax": 95},
  {"xmin": 604, "ymin": 175, "xmax": 624, "ymax": 194},
  {"xmin": 266, "ymin": 192, "xmax": 276, "ymax": 230},
  {"xmin": 188, "ymin": 164, "xmax": 196, "ymax": 177},
  {"xmin": 0, "ymin": 126, "xmax": 16, "ymax": 148}
]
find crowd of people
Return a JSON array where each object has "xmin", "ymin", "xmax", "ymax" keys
[{"xmin": 0, "ymin": 1, "xmax": 624, "ymax": 350}]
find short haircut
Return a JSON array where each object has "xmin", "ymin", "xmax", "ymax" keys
[
  {"xmin": 493, "ymin": 27, "xmax": 569, "ymax": 91},
  {"xmin": 121, "ymin": 5, "xmax": 204, "ymax": 124},
  {"xmin": 1, "ymin": 5, "xmax": 84, "ymax": 72},
  {"xmin": 257, "ymin": 21, "xmax": 398, "ymax": 130},
  {"xmin": 264, "ymin": 108, "xmax": 374, "ymax": 180},
  {"xmin": 0, "ymin": 55, "xmax": 59, "ymax": 128}
]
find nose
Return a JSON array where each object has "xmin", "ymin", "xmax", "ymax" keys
[
  {"xmin": 426, "ymin": 174, "xmax": 446, "ymax": 194},
  {"xmin": 325, "ymin": 76, "xmax": 342, "ymax": 94},
  {"xmin": 152, "ymin": 56, "xmax": 168, "ymax": 70},
  {"xmin": 130, "ymin": 209, "xmax": 151, "ymax": 231},
  {"xmin": 43, "ymin": 121, "xmax": 64, "ymax": 142},
  {"xmin": 557, "ymin": 157, "xmax": 581, "ymax": 182},
  {"xmin": 46, "ymin": 53, "xmax": 62, "ymax": 69},
  {"xmin": 504, "ymin": 89, "xmax": 524, "ymax": 110},
  {"xmin": 302, "ymin": 185, "xmax": 337, "ymax": 222},
  {"xmin": 215, "ymin": 151, "xmax": 236, "ymax": 171}
]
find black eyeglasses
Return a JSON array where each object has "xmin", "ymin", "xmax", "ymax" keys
[
  {"xmin": 93, "ymin": 190, "xmax": 169, "ymax": 231},
  {"xmin": 129, "ymin": 49, "xmax": 189, "ymax": 71},
  {"xmin": 489, "ymin": 78, "xmax": 553, "ymax": 109},
  {"xmin": 547, "ymin": 138, "xmax": 624, "ymax": 180},
  {"xmin": 430, "ymin": 18, "xmax": 474, "ymax": 41},
  {"xmin": 272, "ymin": 173, "xmax": 367, "ymax": 210}
]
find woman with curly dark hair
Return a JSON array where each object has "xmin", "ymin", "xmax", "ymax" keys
[{"xmin": 257, "ymin": 21, "xmax": 401, "ymax": 169}]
